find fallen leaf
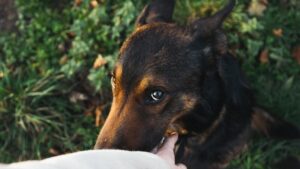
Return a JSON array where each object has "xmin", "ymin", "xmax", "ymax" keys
[
  {"xmin": 69, "ymin": 92, "xmax": 88, "ymax": 103},
  {"xmin": 67, "ymin": 32, "xmax": 76, "ymax": 39},
  {"xmin": 95, "ymin": 105, "xmax": 104, "ymax": 127},
  {"xmin": 58, "ymin": 43, "xmax": 65, "ymax": 52},
  {"xmin": 292, "ymin": 45, "xmax": 300, "ymax": 64},
  {"xmin": 59, "ymin": 55, "xmax": 68, "ymax": 65},
  {"xmin": 248, "ymin": 0, "xmax": 268, "ymax": 16},
  {"xmin": 273, "ymin": 28, "xmax": 283, "ymax": 37},
  {"xmin": 90, "ymin": 0, "xmax": 98, "ymax": 8},
  {"xmin": 74, "ymin": 0, "xmax": 82, "ymax": 6},
  {"xmin": 282, "ymin": 76, "xmax": 294, "ymax": 91},
  {"xmin": 48, "ymin": 148, "xmax": 60, "ymax": 156},
  {"xmin": 93, "ymin": 54, "xmax": 107, "ymax": 69},
  {"xmin": 84, "ymin": 109, "xmax": 93, "ymax": 116},
  {"xmin": 0, "ymin": 72, "xmax": 4, "ymax": 79},
  {"xmin": 260, "ymin": 0, "xmax": 268, "ymax": 5},
  {"xmin": 282, "ymin": 76, "xmax": 294, "ymax": 90},
  {"xmin": 259, "ymin": 48, "xmax": 269, "ymax": 64}
]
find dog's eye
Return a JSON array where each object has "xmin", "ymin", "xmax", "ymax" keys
[{"xmin": 145, "ymin": 90, "xmax": 165, "ymax": 104}]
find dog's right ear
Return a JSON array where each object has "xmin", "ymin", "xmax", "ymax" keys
[
  {"xmin": 135, "ymin": 0, "xmax": 175, "ymax": 27},
  {"xmin": 217, "ymin": 52, "xmax": 253, "ymax": 114},
  {"xmin": 189, "ymin": 0, "xmax": 235, "ymax": 38}
]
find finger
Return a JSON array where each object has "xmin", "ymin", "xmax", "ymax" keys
[
  {"xmin": 151, "ymin": 147, "xmax": 158, "ymax": 153},
  {"xmin": 159, "ymin": 134, "xmax": 178, "ymax": 151},
  {"xmin": 177, "ymin": 163, "xmax": 187, "ymax": 169}
]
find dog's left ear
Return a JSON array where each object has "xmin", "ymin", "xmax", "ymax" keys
[
  {"xmin": 190, "ymin": 0, "xmax": 253, "ymax": 113},
  {"xmin": 188, "ymin": 0, "xmax": 235, "ymax": 56},
  {"xmin": 217, "ymin": 52, "xmax": 253, "ymax": 113},
  {"xmin": 189, "ymin": 0, "xmax": 235, "ymax": 39},
  {"xmin": 135, "ymin": 0, "xmax": 175, "ymax": 27}
]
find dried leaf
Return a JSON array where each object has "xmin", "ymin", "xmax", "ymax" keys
[
  {"xmin": 58, "ymin": 43, "xmax": 65, "ymax": 52},
  {"xmin": 273, "ymin": 28, "xmax": 283, "ymax": 37},
  {"xmin": 260, "ymin": 0, "xmax": 269, "ymax": 5},
  {"xmin": 69, "ymin": 92, "xmax": 88, "ymax": 103},
  {"xmin": 0, "ymin": 72, "xmax": 4, "ymax": 79},
  {"xmin": 283, "ymin": 76, "xmax": 294, "ymax": 91},
  {"xmin": 67, "ymin": 32, "xmax": 76, "ymax": 39},
  {"xmin": 90, "ymin": 0, "xmax": 98, "ymax": 8},
  {"xmin": 259, "ymin": 48, "xmax": 269, "ymax": 64},
  {"xmin": 93, "ymin": 54, "xmax": 107, "ymax": 69},
  {"xmin": 48, "ymin": 148, "xmax": 60, "ymax": 156},
  {"xmin": 59, "ymin": 55, "xmax": 68, "ymax": 65},
  {"xmin": 292, "ymin": 45, "xmax": 300, "ymax": 64},
  {"xmin": 74, "ymin": 0, "xmax": 82, "ymax": 6},
  {"xmin": 248, "ymin": 0, "xmax": 268, "ymax": 16},
  {"xmin": 84, "ymin": 110, "xmax": 93, "ymax": 116}
]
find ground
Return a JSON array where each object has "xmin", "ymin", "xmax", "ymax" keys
[{"xmin": 0, "ymin": 0, "xmax": 299, "ymax": 168}]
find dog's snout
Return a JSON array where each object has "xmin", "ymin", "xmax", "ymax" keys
[{"xmin": 94, "ymin": 132, "xmax": 125, "ymax": 150}]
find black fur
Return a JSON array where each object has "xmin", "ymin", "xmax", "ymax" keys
[{"xmin": 95, "ymin": 1, "xmax": 300, "ymax": 169}]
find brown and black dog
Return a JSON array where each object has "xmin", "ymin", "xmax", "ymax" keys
[{"xmin": 94, "ymin": 0, "xmax": 300, "ymax": 169}]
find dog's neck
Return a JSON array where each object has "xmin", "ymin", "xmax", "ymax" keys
[
  {"xmin": 175, "ymin": 105, "xmax": 251, "ymax": 168},
  {"xmin": 189, "ymin": 106, "xmax": 226, "ymax": 142},
  {"xmin": 174, "ymin": 106, "xmax": 226, "ymax": 162}
]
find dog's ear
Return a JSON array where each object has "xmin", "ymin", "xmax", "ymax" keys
[
  {"xmin": 217, "ymin": 52, "xmax": 253, "ymax": 114},
  {"xmin": 189, "ymin": 0, "xmax": 235, "ymax": 39},
  {"xmin": 199, "ymin": 0, "xmax": 252, "ymax": 114},
  {"xmin": 135, "ymin": 0, "xmax": 175, "ymax": 27}
]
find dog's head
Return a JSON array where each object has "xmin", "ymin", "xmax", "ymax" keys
[{"xmin": 95, "ymin": 0, "xmax": 251, "ymax": 151}]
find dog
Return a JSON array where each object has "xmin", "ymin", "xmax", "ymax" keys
[{"xmin": 94, "ymin": 0, "xmax": 300, "ymax": 168}]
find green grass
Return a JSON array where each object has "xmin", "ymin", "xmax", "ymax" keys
[{"xmin": 0, "ymin": 0, "xmax": 299, "ymax": 168}]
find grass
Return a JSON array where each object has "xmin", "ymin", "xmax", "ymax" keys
[{"xmin": 0, "ymin": 0, "xmax": 299, "ymax": 168}]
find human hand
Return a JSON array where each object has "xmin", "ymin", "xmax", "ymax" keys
[{"xmin": 154, "ymin": 134, "xmax": 187, "ymax": 169}]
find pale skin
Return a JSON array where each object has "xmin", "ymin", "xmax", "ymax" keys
[{"xmin": 155, "ymin": 134, "xmax": 187, "ymax": 169}]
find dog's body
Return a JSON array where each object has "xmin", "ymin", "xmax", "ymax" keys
[{"xmin": 94, "ymin": 0, "xmax": 300, "ymax": 169}]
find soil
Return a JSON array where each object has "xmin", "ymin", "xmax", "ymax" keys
[{"xmin": 0, "ymin": 0, "xmax": 17, "ymax": 32}]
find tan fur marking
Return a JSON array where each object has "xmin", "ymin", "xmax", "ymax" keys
[
  {"xmin": 112, "ymin": 64, "xmax": 123, "ymax": 95},
  {"xmin": 136, "ymin": 75, "xmax": 152, "ymax": 95},
  {"xmin": 115, "ymin": 64, "xmax": 122, "ymax": 80},
  {"xmin": 166, "ymin": 94, "xmax": 197, "ymax": 135},
  {"xmin": 135, "ymin": 74, "xmax": 169, "ymax": 96},
  {"xmin": 172, "ymin": 95, "xmax": 197, "ymax": 122},
  {"xmin": 181, "ymin": 94, "xmax": 198, "ymax": 111},
  {"xmin": 251, "ymin": 107, "xmax": 274, "ymax": 137}
]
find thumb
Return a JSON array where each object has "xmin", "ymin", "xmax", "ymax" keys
[
  {"xmin": 158, "ymin": 134, "xmax": 178, "ymax": 153},
  {"xmin": 177, "ymin": 163, "xmax": 187, "ymax": 169}
]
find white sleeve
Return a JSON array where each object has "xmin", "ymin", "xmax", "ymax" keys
[{"xmin": 1, "ymin": 150, "xmax": 171, "ymax": 169}]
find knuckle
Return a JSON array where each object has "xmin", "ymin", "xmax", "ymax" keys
[{"xmin": 177, "ymin": 163, "xmax": 187, "ymax": 169}]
